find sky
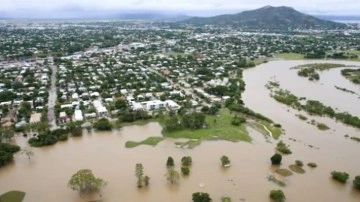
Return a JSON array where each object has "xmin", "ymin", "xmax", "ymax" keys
[{"xmin": 1, "ymin": 0, "xmax": 360, "ymax": 18}]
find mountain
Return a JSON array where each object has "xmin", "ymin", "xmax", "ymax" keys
[{"xmin": 185, "ymin": 6, "xmax": 348, "ymax": 30}]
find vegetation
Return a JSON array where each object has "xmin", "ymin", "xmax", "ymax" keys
[
  {"xmin": 181, "ymin": 167, "xmax": 190, "ymax": 175},
  {"xmin": 220, "ymin": 155, "xmax": 231, "ymax": 167},
  {"xmin": 276, "ymin": 141, "xmax": 292, "ymax": 155},
  {"xmin": 350, "ymin": 136, "xmax": 360, "ymax": 142},
  {"xmin": 295, "ymin": 160, "xmax": 304, "ymax": 167},
  {"xmin": 166, "ymin": 168, "xmax": 180, "ymax": 184},
  {"xmin": 125, "ymin": 137, "xmax": 164, "ymax": 148},
  {"xmin": 289, "ymin": 165, "xmax": 306, "ymax": 174},
  {"xmin": 166, "ymin": 156, "xmax": 175, "ymax": 167},
  {"xmin": 221, "ymin": 196, "xmax": 232, "ymax": 202},
  {"xmin": 271, "ymin": 153, "xmax": 282, "ymax": 165},
  {"xmin": 307, "ymin": 162, "xmax": 318, "ymax": 168},
  {"xmin": 135, "ymin": 163, "xmax": 150, "ymax": 188},
  {"xmin": 192, "ymin": 192, "xmax": 212, "ymax": 202},
  {"xmin": 163, "ymin": 109, "xmax": 251, "ymax": 144},
  {"xmin": 267, "ymin": 175, "xmax": 286, "ymax": 187},
  {"xmin": 271, "ymin": 86, "xmax": 360, "ymax": 129},
  {"xmin": 341, "ymin": 68, "xmax": 360, "ymax": 84},
  {"xmin": 93, "ymin": 118, "xmax": 113, "ymax": 131},
  {"xmin": 68, "ymin": 169, "xmax": 107, "ymax": 195},
  {"xmin": 28, "ymin": 133, "xmax": 57, "ymax": 147},
  {"xmin": 0, "ymin": 143, "xmax": 20, "ymax": 167},
  {"xmin": 296, "ymin": 114, "xmax": 308, "ymax": 121},
  {"xmin": 270, "ymin": 189, "xmax": 286, "ymax": 202},
  {"xmin": 0, "ymin": 191, "xmax": 26, "ymax": 202},
  {"xmin": 353, "ymin": 176, "xmax": 360, "ymax": 189},
  {"xmin": 297, "ymin": 68, "xmax": 320, "ymax": 80},
  {"xmin": 181, "ymin": 156, "xmax": 192, "ymax": 167},
  {"xmin": 276, "ymin": 169, "xmax": 293, "ymax": 177},
  {"xmin": 316, "ymin": 123, "xmax": 330, "ymax": 130},
  {"xmin": 331, "ymin": 171, "xmax": 349, "ymax": 183},
  {"xmin": 274, "ymin": 53, "xmax": 304, "ymax": 60}
]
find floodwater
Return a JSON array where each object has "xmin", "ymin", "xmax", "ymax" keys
[{"xmin": 1, "ymin": 60, "xmax": 360, "ymax": 202}]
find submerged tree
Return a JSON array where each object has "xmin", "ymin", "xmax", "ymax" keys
[
  {"xmin": 135, "ymin": 163, "xmax": 150, "ymax": 188},
  {"xmin": 135, "ymin": 163, "xmax": 144, "ymax": 188},
  {"xmin": 21, "ymin": 148, "xmax": 34, "ymax": 160},
  {"xmin": 192, "ymin": 192, "xmax": 212, "ymax": 202},
  {"xmin": 220, "ymin": 155, "xmax": 231, "ymax": 167},
  {"xmin": 166, "ymin": 168, "xmax": 180, "ymax": 184},
  {"xmin": 68, "ymin": 169, "xmax": 107, "ymax": 195},
  {"xmin": 166, "ymin": 156, "xmax": 175, "ymax": 167}
]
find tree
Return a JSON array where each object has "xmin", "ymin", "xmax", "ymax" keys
[
  {"xmin": 135, "ymin": 163, "xmax": 144, "ymax": 188},
  {"xmin": 270, "ymin": 189, "xmax": 285, "ymax": 202},
  {"xmin": 21, "ymin": 148, "xmax": 34, "ymax": 160},
  {"xmin": 93, "ymin": 118, "xmax": 113, "ymax": 131},
  {"xmin": 182, "ymin": 112, "xmax": 206, "ymax": 130},
  {"xmin": 0, "ymin": 128, "xmax": 15, "ymax": 142},
  {"xmin": 220, "ymin": 155, "xmax": 231, "ymax": 167},
  {"xmin": 270, "ymin": 154, "xmax": 282, "ymax": 165},
  {"xmin": 166, "ymin": 168, "xmax": 180, "ymax": 184},
  {"xmin": 144, "ymin": 175, "xmax": 150, "ymax": 186},
  {"xmin": 181, "ymin": 167, "xmax": 190, "ymax": 175},
  {"xmin": 166, "ymin": 156, "xmax": 175, "ymax": 167},
  {"xmin": 181, "ymin": 156, "xmax": 192, "ymax": 167},
  {"xmin": 164, "ymin": 116, "xmax": 182, "ymax": 131},
  {"xmin": 353, "ymin": 176, "xmax": 360, "ymax": 189},
  {"xmin": 331, "ymin": 171, "xmax": 349, "ymax": 183},
  {"xmin": 68, "ymin": 169, "xmax": 107, "ymax": 195},
  {"xmin": 192, "ymin": 192, "xmax": 212, "ymax": 202}
]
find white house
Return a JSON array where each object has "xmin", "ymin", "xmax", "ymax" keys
[
  {"xmin": 165, "ymin": 100, "xmax": 181, "ymax": 111},
  {"xmin": 74, "ymin": 110, "xmax": 84, "ymax": 121},
  {"xmin": 141, "ymin": 100, "xmax": 165, "ymax": 111}
]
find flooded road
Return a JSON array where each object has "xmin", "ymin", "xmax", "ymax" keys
[{"xmin": 1, "ymin": 60, "xmax": 360, "ymax": 202}]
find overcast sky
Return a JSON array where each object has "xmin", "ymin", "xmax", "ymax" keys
[{"xmin": 1, "ymin": 0, "xmax": 359, "ymax": 18}]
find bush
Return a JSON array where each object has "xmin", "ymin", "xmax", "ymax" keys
[
  {"xmin": 28, "ymin": 134, "xmax": 57, "ymax": 147},
  {"xmin": 231, "ymin": 115, "xmax": 246, "ymax": 126},
  {"xmin": 192, "ymin": 192, "xmax": 212, "ymax": 202},
  {"xmin": 353, "ymin": 176, "xmax": 360, "ymax": 189},
  {"xmin": 58, "ymin": 134, "xmax": 68, "ymax": 141},
  {"xmin": 181, "ymin": 156, "xmax": 192, "ymax": 167},
  {"xmin": 0, "ymin": 143, "xmax": 20, "ymax": 167},
  {"xmin": 307, "ymin": 162, "xmax": 317, "ymax": 168},
  {"xmin": 270, "ymin": 189, "xmax": 285, "ymax": 202},
  {"xmin": 271, "ymin": 153, "xmax": 282, "ymax": 165},
  {"xmin": 331, "ymin": 171, "xmax": 349, "ymax": 183},
  {"xmin": 166, "ymin": 156, "xmax": 175, "ymax": 167},
  {"xmin": 181, "ymin": 167, "xmax": 190, "ymax": 175},
  {"xmin": 295, "ymin": 160, "xmax": 303, "ymax": 167},
  {"xmin": 93, "ymin": 118, "xmax": 113, "ymax": 131},
  {"xmin": 221, "ymin": 155, "xmax": 231, "ymax": 167},
  {"xmin": 276, "ymin": 141, "xmax": 292, "ymax": 154}
]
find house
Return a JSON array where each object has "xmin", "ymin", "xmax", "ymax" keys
[
  {"xmin": 141, "ymin": 100, "xmax": 165, "ymax": 111},
  {"xmin": 93, "ymin": 100, "xmax": 108, "ymax": 117},
  {"xmin": 74, "ymin": 110, "xmax": 84, "ymax": 121},
  {"xmin": 165, "ymin": 100, "xmax": 181, "ymax": 111},
  {"xmin": 59, "ymin": 112, "xmax": 67, "ymax": 123}
]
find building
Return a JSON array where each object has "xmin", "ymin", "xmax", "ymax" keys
[{"xmin": 74, "ymin": 110, "xmax": 84, "ymax": 121}]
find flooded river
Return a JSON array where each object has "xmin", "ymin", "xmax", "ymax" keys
[{"xmin": 1, "ymin": 60, "xmax": 360, "ymax": 202}]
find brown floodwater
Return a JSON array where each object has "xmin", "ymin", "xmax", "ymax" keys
[{"xmin": 1, "ymin": 60, "xmax": 360, "ymax": 202}]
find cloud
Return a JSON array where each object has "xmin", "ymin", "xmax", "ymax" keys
[{"xmin": 0, "ymin": 0, "xmax": 359, "ymax": 17}]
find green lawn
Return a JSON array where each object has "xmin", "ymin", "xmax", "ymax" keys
[
  {"xmin": 163, "ymin": 109, "xmax": 251, "ymax": 142},
  {"xmin": 0, "ymin": 191, "xmax": 25, "ymax": 202},
  {"xmin": 125, "ymin": 137, "xmax": 164, "ymax": 148},
  {"xmin": 274, "ymin": 53, "xmax": 305, "ymax": 60},
  {"xmin": 249, "ymin": 121, "xmax": 282, "ymax": 139}
]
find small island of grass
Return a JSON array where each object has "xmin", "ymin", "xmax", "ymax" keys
[
  {"xmin": 125, "ymin": 137, "xmax": 164, "ymax": 148},
  {"xmin": 0, "ymin": 191, "xmax": 26, "ymax": 202},
  {"xmin": 341, "ymin": 68, "xmax": 360, "ymax": 84}
]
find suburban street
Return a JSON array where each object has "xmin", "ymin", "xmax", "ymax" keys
[{"xmin": 47, "ymin": 64, "xmax": 58, "ymax": 130}]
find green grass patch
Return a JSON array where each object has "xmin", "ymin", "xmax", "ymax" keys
[
  {"xmin": 274, "ymin": 53, "xmax": 305, "ymax": 60},
  {"xmin": 175, "ymin": 140, "xmax": 201, "ymax": 149},
  {"xmin": 276, "ymin": 168, "xmax": 293, "ymax": 177},
  {"xmin": 316, "ymin": 122, "xmax": 330, "ymax": 130},
  {"xmin": 221, "ymin": 196, "xmax": 232, "ymax": 202},
  {"xmin": 350, "ymin": 136, "xmax": 360, "ymax": 142},
  {"xmin": 0, "ymin": 191, "xmax": 26, "ymax": 202},
  {"xmin": 289, "ymin": 165, "xmax": 306, "ymax": 174},
  {"xmin": 163, "ymin": 109, "xmax": 251, "ymax": 143},
  {"xmin": 125, "ymin": 137, "xmax": 164, "ymax": 148},
  {"xmin": 296, "ymin": 114, "xmax": 308, "ymax": 121}
]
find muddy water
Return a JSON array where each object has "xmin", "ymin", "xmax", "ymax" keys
[
  {"xmin": 1, "ymin": 60, "xmax": 360, "ymax": 202},
  {"xmin": 243, "ymin": 60, "xmax": 360, "ymax": 201}
]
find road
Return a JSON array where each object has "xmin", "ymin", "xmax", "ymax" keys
[{"xmin": 47, "ymin": 64, "xmax": 58, "ymax": 130}]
